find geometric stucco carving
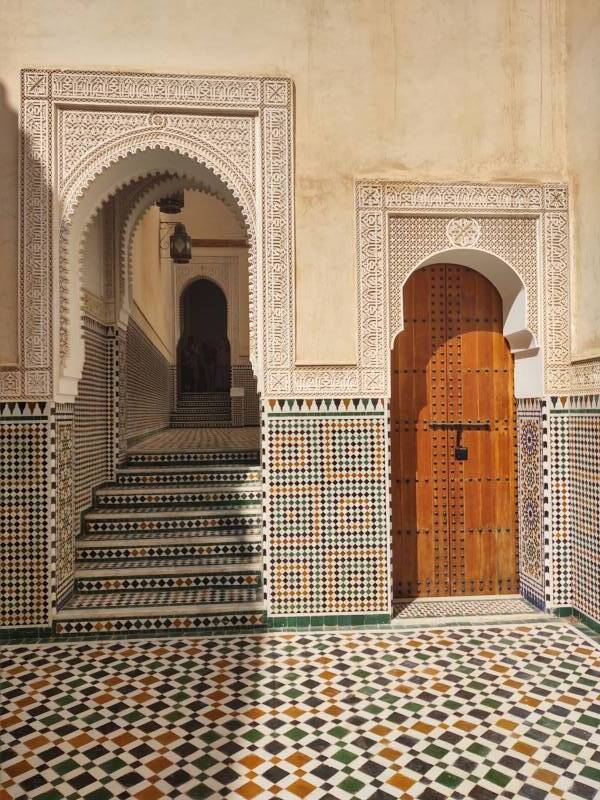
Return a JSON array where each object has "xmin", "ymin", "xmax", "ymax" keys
[
  {"xmin": 355, "ymin": 180, "xmax": 599, "ymax": 397},
  {"xmin": 14, "ymin": 68, "xmax": 293, "ymax": 402}
]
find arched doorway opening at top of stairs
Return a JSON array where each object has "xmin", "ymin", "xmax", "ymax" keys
[{"xmin": 178, "ymin": 278, "xmax": 231, "ymax": 395}]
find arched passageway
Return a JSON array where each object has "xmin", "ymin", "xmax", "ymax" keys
[
  {"xmin": 178, "ymin": 279, "xmax": 231, "ymax": 394},
  {"xmin": 391, "ymin": 263, "xmax": 518, "ymax": 600}
]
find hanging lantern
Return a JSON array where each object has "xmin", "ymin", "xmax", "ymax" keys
[
  {"xmin": 157, "ymin": 191, "xmax": 184, "ymax": 214},
  {"xmin": 170, "ymin": 223, "xmax": 192, "ymax": 263}
]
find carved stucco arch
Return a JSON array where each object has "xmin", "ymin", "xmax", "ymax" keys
[
  {"xmin": 59, "ymin": 139, "xmax": 258, "ymax": 401},
  {"xmin": 395, "ymin": 248, "xmax": 542, "ymax": 398}
]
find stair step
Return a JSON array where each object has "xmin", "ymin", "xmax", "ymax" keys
[
  {"xmin": 74, "ymin": 568, "xmax": 262, "ymax": 593},
  {"xmin": 126, "ymin": 450, "xmax": 259, "ymax": 465},
  {"xmin": 57, "ymin": 585, "xmax": 263, "ymax": 615},
  {"xmin": 75, "ymin": 555, "xmax": 263, "ymax": 575},
  {"xmin": 170, "ymin": 421, "xmax": 234, "ymax": 428},
  {"xmin": 83, "ymin": 507, "xmax": 261, "ymax": 536},
  {"xmin": 94, "ymin": 483, "xmax": 262, "ymax": 507},
  {"xmin": 76, "ymin": 533, "xmax": 262, "ymax": 561},
  {"xmin": 116, "ymin": 463, "xmax": 261, "ymax": 486}
]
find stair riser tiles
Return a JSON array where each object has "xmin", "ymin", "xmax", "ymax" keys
[
  {"xmin": 264, "ymin": 399, "xmax": 390, "ymax": 617},
  {"xmin": 76, "ymin": 541, "xmax": 261, "ymax": 562},
  {"xmin": 115, "ymin": 468, "xmax": 261, "ymax": 486},
  {"xmin": 54, "ymin": 612, "xmax": 266, "ymax": 636},
  {"xmin": 94, "ymin": 489, "xmax": 262, "ymax": 506},
  {"xmin": 84, "ymin": 514, "xmax": 262, "ymax": 535},
  {"xmin": 74, "ymin": 573, "xmax": 262, "ymax": 592},
  {"xmin": 126, "ymin": 451, "xmax": 259, "ymax": 465}
]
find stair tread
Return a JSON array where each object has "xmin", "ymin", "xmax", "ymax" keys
[
  {"xmin": 75, "ymin": 556, "xmax": 263, "ymax": 576},
  {"xmin": 58, "ymin": 585, "xmax": 262, "ymax": 613},
  {"xmin": 97, "ymin": 482, "xmax": 261, "ymax": 496},
  {"xmin": 85, "ymin": 504, "xmax": 261, "ymax": 518},
  {"xmin": 76, "ymin": 529, "xmax": 262, "ymax": 545}
]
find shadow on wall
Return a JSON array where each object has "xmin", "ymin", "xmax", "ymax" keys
[{"xmin": 0, "ymin": 82, "xmax": 19, "ymax": 367}]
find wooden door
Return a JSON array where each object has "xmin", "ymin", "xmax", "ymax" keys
[{"xmin": 391, "ymin": 264, "xmax": 517, "ymax": 598}]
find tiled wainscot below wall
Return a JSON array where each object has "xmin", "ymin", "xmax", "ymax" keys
[
  {"xmin": 549, "ymin": 396, "xmax": 600, "ymax": 631},
  {"xmin": 264, "ymin": 399, "xmax": 390, "ymax": 625},
  {"xmin": 0, "ymin": 402, "xmax": 51, "ymax": 630}
]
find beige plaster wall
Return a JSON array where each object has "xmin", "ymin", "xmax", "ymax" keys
[
  {"xmin": 566, "ymin": 0, "xmax": 600, "ymax": 360},
  {"xmin": 0, "ymin": 0, "xmax": 596, "ymax": 369},
  {"xmin": 131, "ymin": 205, "xmax": 173, "ymax": 360}
]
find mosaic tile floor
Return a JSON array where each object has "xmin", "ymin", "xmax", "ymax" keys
[
  {"xmin": 128, "ymin": 427, "xmax": 260, "ymax": 453},
  {"xmin": 393, "ymin": 598, "xmax": 538, "ymax": 620},
  {"xmin": 2, "ymin": 623, "xmax": 599, "ymax": 800}
]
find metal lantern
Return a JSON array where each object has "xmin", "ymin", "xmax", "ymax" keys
[
  {"xmin": 170, "ymin": 223, "xmax": 192, "ymax": 263},
  {"xmin": 157, "ymin": 191, "xmax": 184, "ymax": 214}
]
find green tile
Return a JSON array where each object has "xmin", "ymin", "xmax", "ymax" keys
[
  {"xmin": 557, "ymin": 739, "xmax": 582, "ymax": 755},
  {"xmin": 581, "ymin": 766, "xmax": 600, "ymax": 782},
  {"xmin": 101, "ymin": 757, "xmax": 126, "ymax": 774},
  {"xmin": 330, "ymin": 725, "xmax": 350, "ymax": 740},
  {"xmin": 437, "ymin": 771, "xmax": 463, "ymax": 789},
  {"xmin": 467, "ymin": 742, "xmax": 491, "ymax": 757},
  {"xmin": 86, "ymin": 790, "xmax": 112, "ymax": 800},
  {"xmin": 424, "ymin": 743, "xmax": 449, "ymax": 759},
  {"xmin": 338, "ymin": 776, "xmax": 365, "ymax": 794},
  {"xmin": 333, "ymin": 748, "xmax": 358, "ymax": 765},
  {"xmin": 188, "ymin": 785, "xmax": 214, "ymax": 800},
  {"xmin": 53, "ymin": 758, "xmax": 79, "ymax": 776},
  {"xmin": 484, "ymin": 768, "xmax": 511, "ymax": 788}
]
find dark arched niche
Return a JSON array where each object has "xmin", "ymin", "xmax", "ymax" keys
[{"xmin": 178, "ymin": 278, "xmax": 231, "ymax": 394}]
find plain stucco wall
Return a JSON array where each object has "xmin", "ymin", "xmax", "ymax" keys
[{"xmin": 0, "ymin": 0, "xmax": 597, "ymax": 368}]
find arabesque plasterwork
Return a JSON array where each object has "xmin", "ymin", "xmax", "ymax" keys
[
  {"xmin": 355, "ymin": 180, "xmax": 599, "ymax": 396},
  {"xmin": 14, "ymin": 68, "xmax": 292, "ymax": 401},
  {"xmin": 11, "ymin": 70, "xmax": 599, "ymax": 401}
]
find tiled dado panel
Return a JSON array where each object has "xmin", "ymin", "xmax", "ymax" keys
[
  {"xmin": 516, "ymin": 399, "xmax": 548, "ymax": 609},
  {"xmin": 55, "ymin": 405, "xmax": 75, "ymax": 607},
  {"xmin": 0, "ymin": 403, "xmax": 50, "ymax": 627},
  {"xmin": 264, "ymin": 399, "xmax": 390, "ymax": 616},
  {"xmin": 548, "ymin": 402, "xmax": 571, "ymax": 609},
  {"xmin": 74, "ymin": 318, "xmax": 114, "ymax": 519},
  {"xmin": 570, "ymin": 411, "xmax": 600, "ymax": 625},
  {"xmin": 126, "ymin": 319, "xmax": 171, "ymax": 444}
]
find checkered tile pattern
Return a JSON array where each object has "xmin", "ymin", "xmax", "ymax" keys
[
  {"xmin": 265, "ymin": 399, "xmax": 389, "ymax": 616},
  {"xmin": 570, "ymin": 413, "xmax": 600, "ymax": 625},
  {"xmin": 0, "ymin": 403, "xmax": 51, "ymax": 628},
  {"xmin": 393, "ymin": 597, "xmax": 536, "ymax": 619},
  {"xmin": 549, "ymin": 405, "xmax": 571, "ymax": 608},
  {"xmin": 129, "ymin": 427, "xmax": 260, "ymax": 453},
  {"xmin": 1, "ymin": 624, "xmax": 599, "ymax": 799},
  {"xmin": 61, "ymin": 586, "xmax": 261, "ymax": 610}
]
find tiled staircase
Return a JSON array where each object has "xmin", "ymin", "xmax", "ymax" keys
[
  {"xmin": 171, "ymin": 392, "xmax": 232, "ymax": 427},
  {"xmin": 55, "ymin": 443, "xmax": 265, "ymax": 636}
]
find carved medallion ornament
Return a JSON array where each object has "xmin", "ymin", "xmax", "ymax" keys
[
  {"xmin": 14, "ymin": 68, "xmax": 293, "ymax": 401},
  {"xmin": 355, "ymin": 180, "xmax": 598, "ymax": 397}
]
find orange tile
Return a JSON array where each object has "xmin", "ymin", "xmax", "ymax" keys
[
  {"xmin": 5, "ymin": 760, "xmax": 32, "ymax": 778},
  {"xmin": 145, "ymin": 756, "xmax": 173, "ymax": 774},
  {"xmin": 68, "ymin": 732, "xmax": 94, "ymax": 748},
  {"xmin": 379, "ymin": 747, "xmax": 402, "ymax": 762},
  {"xmin": 497, "ymin": 719, "xmax": 518, "ymax": 731},
  {"xmin": 245, "ymin": 707, "xmax": 265, "ymax": 720},
  {"xmin": 286, "ymin": 753, "xmax": 310, "ymax": 768},
  {"xmin": 236, "ymin": 781, "xmax": 263, "ymax": 799},
  {"xmin": 135, "ymin": 787, "xmax": 164, "ymax": 800},
  {"xmin": 370, "ymin": 724, "xmax": 392, "ymax": 736},
  {"xmin": 533, "ymin": 768, "xmax": 559, "ymax": 785},
  {"xmin": 287, "ymin": 778, "xmax": 317, "ymax": 798},
  {"xmin": 112, "ymin": 732, "xmax": 136, "ymax": 747},
  {"xmin": 240, "ymin": 755, "xmax": 264, "ymax": 770},
  {"xmin": 387, "ymin": 773, "xmax": 415, "ymax": 791},
  {"xmin": 283, "ymin": 707, "xmax": 304, "ymax": 719},
  {"xmin": 155, "ymin": 731, "xmax": 178, "ymax": 746},
  {"xmin": 455, "ymin": 720, "xmax": 476, "ymax": 732},
  {"xmin": 412, "ymin": 721, "xmax": 434, "ymax": 734},
  {"xmin": 24, "ymin": 734, "xmax": 50, "ymax": 750},
  {"xmin": 513, "ymin": 741, "xmax": 537, "ymax": 756}
]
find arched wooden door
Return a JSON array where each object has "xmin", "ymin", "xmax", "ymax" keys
[{"xmin": 391, "ymin": 264, "xmax": 517, "ymax": 598}]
